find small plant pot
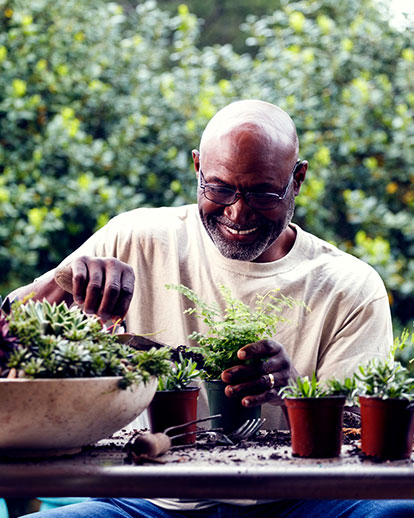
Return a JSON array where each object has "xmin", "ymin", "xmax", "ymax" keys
[
  {"xmin": 285, "ymin": 396, "xmax": 346, "ymax": 458},
  {"xmin": 147, "ymin": 386, "xmax": 200, "ymax": 445},
  {"xmin": 204, "ymin": 380, "xmax": 261, "ymax": 435},
  {"xmin": 359, "ymin": 396, "xmax": 414, "ymax": 460}
]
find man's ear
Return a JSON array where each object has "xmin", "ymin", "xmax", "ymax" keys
[
  {"xmin": 293, "ymin": 160, "xmax": 308, "ymax": 195},
  {"xmin": 192, "ymin": 149, "xmax": 200, "ymax": 173}
]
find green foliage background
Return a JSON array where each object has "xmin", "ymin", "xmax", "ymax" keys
[{"xmin": 0, "ymin": 0, "xmax": 413, "ymax": 330}]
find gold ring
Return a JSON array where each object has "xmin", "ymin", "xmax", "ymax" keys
[{"xmin": 268, "ymin": 372, "xmax": 275, "ymax": 389}]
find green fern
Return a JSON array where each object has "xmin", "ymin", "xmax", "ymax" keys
[{"xmin": 166, "ymin": 283, "xmax": 308, "ymax": 380}]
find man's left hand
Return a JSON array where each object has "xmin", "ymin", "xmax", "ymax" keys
[{"xmin": 220, "ymin": 339, "xmax": 298, "ymax": 407}]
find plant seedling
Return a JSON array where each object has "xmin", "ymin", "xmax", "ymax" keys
[
  {"xmin": 325, "ymin": 375, "xmax": 358, "ymax": 404},
  {"xmin": 157, "ymin": 352, "xmax": 202, "ymax": 391},
  {"xmin": 166, "ymin": 283, "xmax": 307, "ymax": 380},
  {"xmin": 279, "ymin": 372, "xmax": 357, "ymax": 403},
  {"xmin": 279, "ymin": 372, "xmax": 328, "ymax": 399},
  {"xmin": 356, "ymin": 358, "xmax": 414, "ymax": 402}
]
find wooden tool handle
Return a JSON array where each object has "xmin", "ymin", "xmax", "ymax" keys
[
  {"xmin": 130, "ymin": 433, "xmax": 172, "ymax": 457},
  {"xmin": 54, "ymin": 265, "xmax": 74, "ymax": 294}
]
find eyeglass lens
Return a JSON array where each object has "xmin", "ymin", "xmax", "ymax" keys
[{"xmin": 200, "ymin": 161, "xmax": 300, "ymax": 210}]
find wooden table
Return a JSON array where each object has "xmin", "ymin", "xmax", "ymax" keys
[{"xmin": 1, "ymin": 430, "xmax": 414, "ymax": 500}]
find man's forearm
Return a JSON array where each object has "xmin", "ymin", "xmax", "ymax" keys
[{"xmin": 6, "ymin": 270, "xmax": 73, "ymax": 306}]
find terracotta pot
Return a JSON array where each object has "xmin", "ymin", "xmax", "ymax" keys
[
  {"xmin": 204, "ymin": 380, "xmax": 261, "ymax": 435},
  {"xmin": 285, "ymin": 396, "xmax": 346, "ymax": 458},
  {"xmin": 359, "ymin": 395, "xmax": 414, "ymax": 460},
  {"xmin": 147, "ymin": 386, "xmax": 200, "ymax": 445}
]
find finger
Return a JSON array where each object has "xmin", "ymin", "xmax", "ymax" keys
[
  {"xmin": 82, "ymin": 259, "xmax": 105, "ymax": 315},
  {"xmin": 261, "ymin": 355, "xmax": 290, "ymax": 376},
  {"xmin": 71, "ymin": 258, "xmax": 90, "ymax": 306},
  {"xmin": 225, "ymin": 371, "xmax": 288, "ymax": 400},
  {"xmin": 238, "ymin": 339, "xmax": 282, "ymax": 360},
  {"xmin": 98, "ymin": 263, "xmax": 135, "ymax": 321},
  {"xmin": 224, "ymin": 374, "xmax": 272, "ymax": 398},
  {"xmin": 241, "ymin": 389, "xmax": 283, "ymax": 408},
  {"xmin": 221, "ymin": 363, "xmax": 263, "ymax": 384},
  {"xmin": 221, "ymin": 353, "xmax": 290, "ymax": 385},
  {"xmin": 113, "ymin": 267, "xmax": 135, "ymax": 319},
  {"xmin": 96, "ymin": 260, "xmax": 121, "ymax": 321}
]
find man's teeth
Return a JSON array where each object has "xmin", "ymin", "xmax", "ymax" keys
[{"xmin": 226, "ymin": 226, "xmax": 257, "ymax": 235}]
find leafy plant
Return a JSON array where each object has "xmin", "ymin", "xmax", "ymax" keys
[
  {"xmin": 279, "ymin": 372, "xmax": 328, "ymax": 399},
  {"xmin": 356, "ymin": 359, "xmax": 414, "ymax": 402},
  {"xmin": 157, "ymin": 352, "xmax": 201, "ymax": 391},
  {"xmin": 353, "ymin": 328, "xmax": 414, "ymax": 401},
  {"xmin": 393, "ymin": 326, "xmax": 414, "ymax": 370},
  {"xmin": 0, "ymin": 311, "xmax": 18, "ymax": 366},
  {"xmin": 325, "ymin": 376, "xmax": 358, "ymax": 404},
  {"xmin": 0, "ymin": 299, "xmax": 171, "ymax": 388},
  {"xmin": 279, "ymin": 372, "xmax": 357, "ymax": 402},
  {"xmin": 166, "ymin": 283, "xmax": 307, "ymax": 380},
  {"xmin": 393, "ymin": 327, "xmax": 414, "ymax": 356}
]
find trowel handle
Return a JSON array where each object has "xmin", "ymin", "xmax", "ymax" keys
[
  {"xmin": 129, "ymin": 432, "xmax": 172, "ymax": 457},
  {"xmin": 54, "ymin": 264, "xmax": 74, "ymax": 294}
]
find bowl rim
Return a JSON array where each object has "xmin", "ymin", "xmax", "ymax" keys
[{"xmin": 0, "ymin": 376, "xmax": 156, "ymax": 383}]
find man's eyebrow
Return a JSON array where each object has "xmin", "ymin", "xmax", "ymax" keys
[{"xmin": 205, "ymin": 175, "xmax": 232, "ymax": 186}]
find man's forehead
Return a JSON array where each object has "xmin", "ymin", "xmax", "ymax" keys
[
  {"xmin": 201, "ymin": 100, "xmax": 296, "ymax": 140},
  {"xmin": 200, "ymin": 109, "xmax": 298, "ymax": 162},
  {"xmin": 201, "ymin": 124, "xmax": 296, "ymax": 167}
]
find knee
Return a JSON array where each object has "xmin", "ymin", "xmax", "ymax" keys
[{"xmin": 365, "ymin": 500, "xmax": 414, "ymax": 518}]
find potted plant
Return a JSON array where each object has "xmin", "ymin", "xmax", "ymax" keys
[
  {"xmin": 148, "ymin": 349, "xmax": 202, "ymax": 445},
  {"xmin": 356, "ymin": 357, "xmax": 414, "ymax": 460},
  {"xmin": 280, "ymin": 372, "xmax": 357, "ymax": 458},
  {"xmin": 0, "ymin": 297, "xmax": 171, "ymax": 455},
  {"xmin": 166, "ymin": 283, "xmax": 306, "ymax": 434}
]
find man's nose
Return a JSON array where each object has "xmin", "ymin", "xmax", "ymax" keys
[{"xmin": 223, "ymin": 195, "xmax": 254, "ymax": 224}]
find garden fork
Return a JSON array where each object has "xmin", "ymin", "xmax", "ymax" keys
[{"xmin": 211, "ymin": 417, "xmax": 266, "ymax": 445}]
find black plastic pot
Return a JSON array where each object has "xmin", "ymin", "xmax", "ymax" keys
[
  {"xmin": 204, "ymin": 380, "xmax": 261, "ymax": 435},
  {"xmin": 359, "ymin": 395, "xmax": 414, "ymax": 460},
  {"xmin": 285, "ymin": 396, "xmax": 346, "ymax": 458},
  {"xmin": 147, "ymin": 386, "xmax": 200, "ymax": 445}
]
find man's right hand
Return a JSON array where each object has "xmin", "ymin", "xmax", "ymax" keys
[{"xmin": 54, "ymin": 256, "xmax": 135, "ymax": 322}]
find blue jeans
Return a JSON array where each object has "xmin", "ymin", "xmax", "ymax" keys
[
  {"xmin": 0, "ymin": 499, "xmax": 8, "ymax": 518},
  {"xmin": 20, "ymin": 498, "xmax": 414, "ymax": 518}
]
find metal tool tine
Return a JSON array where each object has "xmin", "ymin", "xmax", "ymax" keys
[
  {"xmin": 163, "ymin": 414, "xmax": 222, "ymax": 436},
  {"xmin": 228, "ymin": 417, "xmax": 266, "ymax": 441},
  {"xmin": 230, "ymin": 419, "xmax": 253, "ymax": 438}
]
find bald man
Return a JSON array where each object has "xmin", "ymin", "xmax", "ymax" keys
[{"xmin": 14, "ymin": 100, "xmax": 409, "ymax": 518}]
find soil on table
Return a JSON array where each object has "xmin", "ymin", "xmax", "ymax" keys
[{"xmin": 109, "ymin": 409, "xmax": 363, "ymax": 465}]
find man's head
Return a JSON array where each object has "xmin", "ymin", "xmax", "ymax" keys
[{"xmin": 193, "ymin": 99, "xmax": 307, "ymax": 263}]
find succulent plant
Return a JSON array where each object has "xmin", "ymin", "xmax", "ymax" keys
[
  {"xmin": 157, "ymin": 352, "xmax": 202, "ymax": 391},
  {"xmin": 356, "ymin": 359, "xmax": 414, "ymax": 402},
  {"xmin": 279, "ymin": 372, "xmax": 328, "ymax": 399},
  {"xmin": 0, "ymin": 312, "xmax": 19, "ymax": 375},
  {"xmin": 279, "ymin": 372, "xmax": 357, "ymax": 403},
  {"xmin": 1, "ymin": 298, "xmax": 171, "ymax": 387}
]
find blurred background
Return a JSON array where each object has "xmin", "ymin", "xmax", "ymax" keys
[{"xmin": 0, "ymin": 0, "xmax": 413, "ymax": 348}]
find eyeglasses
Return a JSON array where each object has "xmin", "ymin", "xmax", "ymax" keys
[{"xmin": 199, "ymin": 160, "xmax": 302, "ymax": 210}]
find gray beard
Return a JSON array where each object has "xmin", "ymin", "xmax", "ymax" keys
[{"xmin": 199, "ymin": 196, "xmax": 295, "ymax": 262}]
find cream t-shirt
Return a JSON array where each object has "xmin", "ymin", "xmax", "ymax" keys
[{"xmin": 56, "ymin": 204, "xmax": 392, "ymax": 508}]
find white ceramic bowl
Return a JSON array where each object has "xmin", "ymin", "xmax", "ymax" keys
[{"xmin": 0, "ymin": 376, "xmax": 157, "ymax": 456}]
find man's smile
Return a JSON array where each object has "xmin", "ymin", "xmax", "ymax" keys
[{"xmin": 221, "ymin": 223, "xmax": 259, "ymax": 237}]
